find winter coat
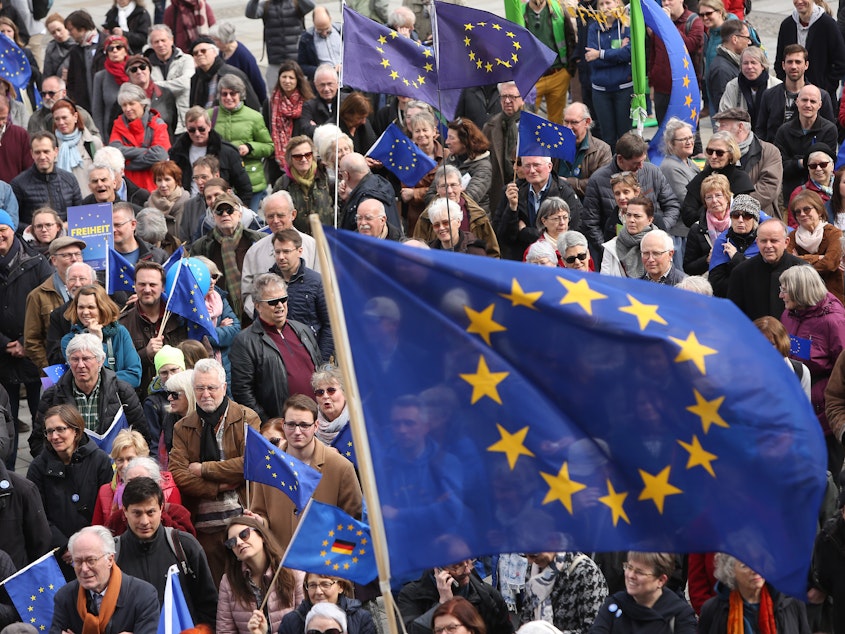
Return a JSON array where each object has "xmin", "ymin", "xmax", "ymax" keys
[
  {"xmin": 415, "ymin": 193, "xmax": 501, "ymax": 259},
  {"xmin": 109, "ymin": 108, "xmax": 172, "ymax": 192},
  {"xmin": 269, "ymin": 260, "xmax": 332, "ymax": 360},
  {"xmin": 59, "ymin": 127, "xmax": 104, "ymax": 193},
  {"xmin": 698, "ymin": 582, "xmax": 810, "ymax": 634},
  {"xmin": 739, "ymin": 135, "xmax": 783, "ymax": 219},
  {"xmin": 727, "ymin": 252, "xmax": 807, "ymax": 320},
  {"xmin": 563, "ymin": 132, "xmax": 613, "ymax": 199},
  {"xmin": 23, "ymin": 274, "xmax": 64, "ymax": 375},
  {"xmin": 708, "ymin": 226, "xmax": 760, "ymax": 297},
  {"xmin": 589, "ymin": 589, "xmax": 696, "ymax": 634},
  {"xmin": 756, "ymin": 84, "xmax": 836, "ymax": 143},
  {"xmin": 118, "ymin": 303, "xmax": 188, "ymax": 397},
  {"xmin": 814, "ymin": 516, "xmax": 845, "ymax": 634},
  {"xmin": 43, "ymin": 37, "xmax": 76, "ymax": 79},
  {"xmin": 781, "ymin": 292, "xmax": 845, "ymax": 433},
  {"xmin": 26, "ymin": 433, "xmax": 113, "ymax": 550},
  {"xmin": 65, "ymin": 36, "xmax": 107, "ymax": 113},
  {"xmin": 296, "ymin": 24, "xmax": 340, "ymax": 80},
  {"xmin": 218, "ymin": 566, "xmax": 303, "ymax": 634},
  {"xmin": 683, "ymin": 213, "xmax": 717, "ymax": 275},
  {"xmin": 229, "ymin": 318, "xmax": 321, "ymax": 422},
  {"xmin": 170, "ymin": 129, "xmax": 253, "ymax": 205},
  {"xmin": 706, "ymin": 47, "xmax": 739, "ymax": 110},
  {"xmin": 245, "ymin": 0, "xmax": 310, "ymax": 65},
  {"xmin": 210, "ymin": 104, "xmax": 273, "ymax": 193},
  {"xmin": 681, "ymin": 163, "xmax": 754, "ymax": 227},
  {"xmin": 92, "ymin": 471, "xmax": 181, "ymax": 527},
  {"xmin": 145, "ymin": 46, "xmax": 196, "ymax": 133},
  {"xmin": 103, "ymin": 3, "xmax": 152, "ymax": 53},
  {"xmin": 272, "ymin": 163, "xmax": 335, "ymax": 232},
  {"xmin": 454, "ymin": 85, "xmax": 502, "ymax": 129},
  {"xmin": 163, "ymin": 0, "xmax": 216, "ymax": 54},
  {"xmin": 0, "ymin": 460, "xmax": 51, "ymax": 569},
  {"xmin": 774, "ymin": 115, "xmax": 838, "ymax": 203},
  {"xmin": 30, "ymin": 366, "xmax": 148, "ymax": 457},
  {"xmin": 340, "ymin": 172, "xmax": 402, "ymax": 232},
  {"xmin": 787, "ymin": 222, "xmax": 844, "ymax": 303},
  {"xmin": 10, "ymin": 165, "xmax": 83, "ymax": 224},
  {"xmin": 223, "ymin": 42, "xmax": 268, "ymax": 104},
  {"xmin": 61, "ymin": 322, "xmax": 143, "ymax": 387},
  {"xmin": 440, "ymin": 151, "xmax": 493, "ymax": 213},
  {"xmin": 279, "ymin": 595, "xmax": 375, "ymax": 634},
  {"xmin": 718, "ymin": 74, "xmax": 782, "ymax": 124}
]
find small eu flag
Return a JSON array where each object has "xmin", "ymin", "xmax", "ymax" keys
[
  {"xmin": 3, "ymin": 550, "xmax": 65, "ymax": 631},
  {"xmin": 283, "ymin": 500, "xmax": 377, "ymax": 584},
  {"xmin": 85, "ymin": 407, "xmax": 129, "ymax": 455},
  {"xmin": 107, "ymin": 248, "xmax": 135, "ymax": 294},
  {"xmin": 789, "ymin": 335, "xmax": 812, "ymax": 361},
  {"xmin": 0, "ymin": 33, "xmax": 33, "ymax": 104},
  {"xmin": 517, "ymin": 110, "xmax": 577, "ymax": 162},
  {"xmin": 244, "ymin": 426, "xmax": 322, "ymax": 512},
  {"xmin": 330, "ymin": 424, "xmax": 357, "ymax": 468},
  {"xmin": 164, "ymin": 260, "xmax": 218, "ymax": 343},
  {"xmin": 367, "ymin": 123, "xmax": 437, "ymax": 185},
  {"xmin": 162, "ymin": 245, "xmax": 186, "ymax": 275}
]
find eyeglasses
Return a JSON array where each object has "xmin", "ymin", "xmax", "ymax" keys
[
  {"xmin": 500, "ymin": 94, "xmax": 521, "ymax": 102},
  {"xmin": 214, "ymin": 206, "xmax": 236, "ymax": 215},
  {"xmin": 260, "ymin": 296, "xmax": 288, "ymax": 306},
  {"xmin": 698, "ymin": 9, "xmax": 715, "ymax": 16},
  {"xmin": 521, "ymin": 162, "xmax": 547, "ymax": 172},
  {"xmin": 544, "ymin": 214, "xmax": 569, "ymax": 224},
  {"xmin": 808, "ymin": 161, "xmax": 830, "ymax": 170},
  {"xmin": 194, "ymin": 384, "xmax": 222, "ymax": 393},
  {"xmin": 192, "ymin": 47, "xmax": 214, "ymax": 56},
  {"xmin": 291, "ymin": 151, "xmax": 313, "ymax": 161},
  {"xmin": 434, "ymin": 624, "xmax": 464, "ymax": 634},
  {"xmin": 674, "ymin": 136, "xmax": 694, "ymax": 144},
  {"xmin": 355, "ymin": 214, "xmax": 382, "ymax": 223},
  {"xmin": 730, "ymin": 211, "xmax": 756, "ymax": 220},
  {"xmin": 113, "ymin": 219, "xmax": 134, "ymax": 228},
  {"xmin": 44, "ymin": 425, "xmax": 71, "ymax": 437},
  {"xmin": 564, "ymin": 252, "xmax": 588, "ymax": 264},
  {"xmin": 794, "ymin": 206, "xmax": 817, "ymax": 215},
  {"xmin": 187, "ymin": 126, "xmax": 208, "ymax": 134},
  {"xmin": 68, "ymin": 355, "xmax": 97, "ymax": 365},
  {"xmin": 563, "ymin": 118, "xmax": 585, "ymax": 125},
  {"xmin": 735, "ymin": 33, "xmax": 752, "ymax": 41},
  {"xmin": 220, "ymin": 90, "xmax": 239, "ymax": 98},
  {"xmin": 106, "ymin": 44, "xmax": 125, "ymax": 52},
  {"xmin": 779, "ymin": 285, "xmax": 789, "ymax": 295},
  {"xmin": 166, "ymin": 391, "xmax": 183, "ymax": 400},
  {"xmin": 307, "ymin": 629, "xmax": 341, "ymax": 634},
  {"xmin": 276, "ymin": 247, "xmax": 299, "ymax": 255},
  {"xmin": 283, "ymin": 421, "xmax": 315, "ymax": 430},
  {"xmin": 34, "ymin": 222, "xmax": 57, "ymax": 230},
  {"xmin": 641, "ymin": 250, "xmax": 671, "ymax": 259},
  {"xmin": 705, "ymin": 148, "xmax": 726, "ymax": 157},
  {"xmin": 43, "ymin": 90, "xmax": 60, "ymax": 97},
  {"xmin": 704, "ymin": 193, "xmax": 725, "ymax": 202},
  {"xmin": 72, "ymin": 554, "xmax": 107, "ymax": 568},
  {"xmin": 224, "ymin": 527, "xmax": 252, "ymax": 550},
  {"xmin": 54, "ymin": 250, "xmax": 82, "ymax": 260},
  {"xmin": 314, "ymin": 386, "xmax": 340, "ymax": 397},
  {"xmin": 622, "ymin": 562, "xmax": 657, "ymax": 577},
  {"xmin": 306, "ymin": 580, "xmax": 337, "ymax": 591},
  {"xmin": 127, "ymin": 63, "xmax": 148, "ymax": 73}
]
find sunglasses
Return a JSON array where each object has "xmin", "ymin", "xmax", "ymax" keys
[
  {"xmin": 314, "ymin": 386, "xmax": 339, "ymax": 397},
  {"xmin": 698, "ymin": 9, "xmax": 715, "ymax": 16},
  {"xmin": 291, "ymin": 151, "xmax": 313, "ymax": 161},
  {"xmin": 705, "ymin": 148, "xmax": 726, "ymax": 157},
  {"xmin": 106, "ymin": 44, "xmax": 125, "ymax": 52},
  {"xmin": 214, "ymin": 206, "xmax": 236, "ymax": 215},
  {"xmin": 187, "ymin": 126, "xmax": 208, "ymax": 134},
  {"xmin": 261, "ymin": 296, "xmax": 288, "ymax": 307},
  {"xmin": 224, "ymin": 527, "xmax": 252, "ymax": 550},
  {"xmin": 564, "ymin": 252, "xmax": 588, "ymax": 264},
  {"xmin": 307, "ymin": 630, "xmax": 342, "ymax": 634},
  {"xmin": 730, "ymin": 211, "xmax": 756, "ymax": 220},
  {"xmin": 211, "ymin": 273, "xmax": 221, "ymax": 281},
  {"xmin": 43, "ymin": 90, "xmax": 60, "ymax": 97},
  {"xmin": 166, "ymin": 391, "xmax": 182, "ymax": 400},
  {"xmin": 127, "ymin": 63, "xmax": 148, "ymax": 73},
  {"xmin": 808, "ymin": 161, "xmax": 830, "ymax": 170}
]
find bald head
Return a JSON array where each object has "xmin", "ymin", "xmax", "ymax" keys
[
  {"xmin": 797, "ymin": 84, "xmax": 822, "ymax": 121},
  {"xmin": 313, "ymin": 6, "xmax": 332, "ymax": 37},
  {"xmin": 340, "ymin": 153, "xmax": 369, "ymax": 188}
]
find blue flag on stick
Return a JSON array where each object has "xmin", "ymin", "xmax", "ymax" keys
[
  {"xmin": 0, "ymin": 33, "xmax": 34, "ymax": 105},
  {"xmin": 325, "ymin": 228, "xmax": 827, "ymax": 597},
  {"xmin": 156, "ymin": 565, "xmax": 193, "ymax": 634},
  {"xmin": 164, "ymin": 261, "xmax": 218, "ymax": 343},
  {"xmin": 517, "ymin": 110, "xmax": 577, "ymax": 161},
  {"xmin": 330, "ymin": 424, "xmax": 357, "ymax": 468},
  {"xmin": 434, "ymin": 1, "xmax": 557, "ymax": 96},
  {"xmin": 85, "ymin": 407, "xmax": 128, "ymax": 454},
  {"xmin": 367, "ymin": 123, "xmax": 437, "ymax": 185},
  {"xmin": 244, "ymin": 426, "xmax": 323, "ymax": 512},
  {"xmin": 283, "ymin": 500, "xmax": 377, "ymax": 584},
  {"xmin": 3, "ymin": 551, "xmax": 65, "ymax": 631},
  {"xmin": 162, "ymin": 245, "xmax": 186, "ymax": 274},
  {"xmin": 107, "ymin": 248, "xmax": 136, "ymax": 294}
]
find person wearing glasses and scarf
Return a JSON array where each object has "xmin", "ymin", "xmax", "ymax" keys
[{"xmin": 92, "ymin": 34, "xmax": 131, "ymax": 139}]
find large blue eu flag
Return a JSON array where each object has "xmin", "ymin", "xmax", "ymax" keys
[
  {"xmin": 325, "ymin": 229, "xmax": 827, "ymax": 597},
  {"xmin": 107, "ymin": 247, "xmax": 135, "ymax": 294}
]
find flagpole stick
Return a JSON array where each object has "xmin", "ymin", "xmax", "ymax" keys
[
  {"xmin": 309, "ymin": 215, "xmax": 401, "ymax": 634},
  {"xmin": 335, "ymin": 2, "xmax": 346, "ymax": 229},
  {"xmin": 261, "ymin": 499, "xmax": 316, "ymax": 612},
  {"xmin": 245, "ymin": 420, "xmax": 251, "ymax": 509},
  {"xmin": 0, "ymin": 548, "xmax": 60, "ymax": 587}
]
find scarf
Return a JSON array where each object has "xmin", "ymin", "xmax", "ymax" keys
[
  {"xmin": 271, "ymin": 88, "xmax": 304, "ymax": 169},
  {"xmin": 290, "ymin": 161, "xmax": 316, "ymax": 192},
  {"xmin": 706, "ymin": 210, "xmax": 731, "ymax": 242},
  {"xmin": 116, "ymin": 1, "xmax": 136, "ymax": 30},
  {"xmin": 727, "ymin": 587, "xmax": 777, "ymax": 634},
  {"xmin": 57, "ymin": 129, "xmax": 84, "ymax": 172},
  {"xmin": 76, "ymin": 563, "xmax": 122, "ymax": 634},
  {"xmin": 213, "ymin": 222, "xmax": 244, "ymax": 316},
  {"xmin": 150, "ymin": 186, "xmax": 186, "ymax": 213},
  {"xmin": 174, "ymin": 0, "xmax": 210, "ymax": 45},
  {"xmin": 737, "ymin": 71, "xmax": 769, "ymax": 124},
  {"xmin": 728, "ymin": 227, "xmax": 758, "ymax": 253},
  {"xmin": 190, "ymin": 55, "xmax": 223, "ymax": 106},
  {"xmin": 205, "ymin": 288, "xmax": 223, "ymax": 321},
  {"xmin": 316, "ymin": 407, "xmax": 349, "ymax": 444},
  {"xmin": 103, "ymin": 36, "xmax": 129, "ymax": 85},
  {"xmin": 524, "ymin": 557, "xmax": 563, "ymax": 623},
  {"xmin": 796, "ymin": 220, "xmax": 826, "ymax": 253},
  {"xmin": 498, "ymin": 554, "xmax": 528, "ymax": 612},
  {"xmin": 198, "ymin": 398, "xmax": 229, "ymax": 462},
  {"xmin": 616, "ymin": 224, "xmax": 652, "ymax": 278},
  {"xmin": 813, "ymin": 176, "xmax": 834, "ymax": 198}
]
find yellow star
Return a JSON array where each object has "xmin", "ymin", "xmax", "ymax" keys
[
  {"xmin": 468, "ymin": 51, "xmax": 475, "ymax": 60},
  {"xmin": 464, "ymin": 22, "xmax": 474, "ymax": 30},
  {"xmin": 638, "ymin": 466, "xmax": 683, "ymax": 514},
  {"xmin": 506, "ymin": 30, "xmax": 516, "ymax": 37},
  {"xmin": 669, "ymin": 331, "xmax": 717, "ymax": 375},
  {"xmin": 512, "ymin": 53, "xmax": 519, "ymax": 63},
  {"xmin": 464, "ymin": 36, "xmax": 471, "ymax": 45},
  {"xmin": 618, "ymin": 294, "xmax": 667, "ymax": 331},
  {"xmin": 389, "ymin": 30, "xmax": 398, "ymax": 38},
  {"xmin": 493, "ymin": 22, "xmax": 503, "ymax": 29},
  {"xmin": 682, "ymin": 75, "xmax": 690, "ymax": 88},
  {"xmin": 476, "ymin": 60, "xmax": 483, "ymax": 69},
  {"xmin": 540, "ymin": 462, "xmax": 587, "ymax": 513},
  {"xmin": 380, "ymin": 58, "xmax": 390, "ymax": 68},
  {"xmin": 513, "ymin": 40, "xmax": 521, "ymax": 50},
  {"xmin": 459, "ymin": 355, "xmax": 509, "ymax": 405},
  {"xmin": 465, "ymin": 304, "xmax": 507, "ymax": 345},
  {"xmin": 403, "ymin": 78, "xmax": 410, "ymax": 85},
  {"xmin": 557, "ymin": 277, "xmax": 608, "ymax": 315},
  {"xmin": 678, "ymin": 435, "xmax": 718, "ymax": 477},
  {"xmin": 417, "ymin": 75, "xmax": 425, "ymax": 85},
  {"xmin": 378, "ymin": 35, "xmax": 387, "ymax": 44},
  {"xmin": 598, "ymin": 480, "xmax": 630, "ymax": 526},
  {"xmin": 485, "ymin": 62, "xmax": 493, "ymax": 72},
  {"xmin": 500, "ymin": 278, "xmax": 542, "ymax": 309},
  {"xmin": 389, "ymin": 70, "xmax": 399, "ymax": 80},
  {"xmin": 684, "ymin": 94, "xmax": 692, "ymax": 107},
  {"xmin": 690, "ymin": 107, "xmax": 698, "ymax": 121},
  {"xmin": 683, "ymin": 57, "xmax": 689, "ymax": 68},
  {"xmin": 487, "ymin": 423, "xmax": 535, "ymax": 469},
  {"xmin": 686, "ymin": 390, "xmax": 729, "ymax": 434},
  {"xmin": 423, "ymin": 48, "xmax": 433, "ymax": 57},
  {"xmin": 424, "ymin": 62, "xmax": 434, "ymax": 71}
]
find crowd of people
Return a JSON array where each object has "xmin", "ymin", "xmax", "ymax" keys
[{"xmin": 0, "ymin": 0, "xmax": 844, "ymax": 632}]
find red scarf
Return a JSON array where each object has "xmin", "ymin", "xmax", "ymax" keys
[
  {"xmin": 727, "ymin": 587, "xmax": 777, "ymax": 634},
  {"xmin": 271, "ymin": 88, "xmax": 304, "ymax": 169}
]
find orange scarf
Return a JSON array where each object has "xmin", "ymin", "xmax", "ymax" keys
[
  {"xmin": 76, "ymin": 563, "xmax": 122, "ymax": 634},
  {"xmin": 727, "ymin": 586, "xmax": 777, "ymax": 634}
]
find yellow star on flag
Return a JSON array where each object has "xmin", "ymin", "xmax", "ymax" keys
[
  {"xmin": 389, "ymin": 70, "xmax": 399, "ymax": 80},
  {"xmin": 685, "ymin": 94, "xmax": 693, "ymax": 107},
  {"xmin": 598, "ymin": 479, "xmax": 630, "ymax": 526},
  {"xmin": 459, "ymin": 355, "xmax": 509, "ymax": 405},
  {"xmin": 683, "ymin": 57, "xmax": 689, "ymax": 68},
  {"xmin": 487, "ymin": 423, "xmax": 535, "ymax": 469},
  {"xmin": 638, "ymin": 466, "xmax": 683, "ymax": 513},
  {"xmin": 557, "ymin": 277, "xmax": 607, "ymax": 315},
  {"xmin": 465, "ymin": 304, "xmax": 507, "ymax": 345},
  {"xmin": 686, "ymin": 390, "xmax": 728, "ymax": 433},
  {"xmin": 500, "ymin": 278, "xmax": 542, "ymax": 309},
  {"xmin": 618, "ymin": 294, "xmax": 667, "ymax": 331},
  {"xmin": 378, "ymin": 35, "xmax": 387, "ymax": 44},
  {"xmin": 678, "ymin": 435, "xmax": 718, "ymax": 477},
  {"xmin": 380, "ymin": 58, "xmax": 390, "ymax": 68},
  {"xmin": 541, "ymin": 462, "xmax": 587, "ymax": 513},
  {"xmin": 669, "ymin": 331, "xmax": 717, "ymax": 374},
  {"xmin": 464, "ymin": 22, "xmax": 474, "ymax": 30},
  {"xmin": 683, "ymin": 75, "xmax": 690, "ymax": 88}
]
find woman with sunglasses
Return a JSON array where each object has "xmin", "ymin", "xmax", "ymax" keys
[
  {"xmin": 681, "ymin": 131, "xmax": 753, "ymax": 227},
  {"xmin": 143, "ymin": 347, "xmax": 188, "ymax": 464},
  {"xmin": 273, "ymin": 574, "xmax": 376, "ymax": 634},
  {"xmin": 219, "ymin": 515, "xmax": 304, "ymax": 634},
  {"xmin": 92, "ymin": 34, "xmax": 131, "ymax": 139},
  {"xmin": 311, "ymin": 364, "xmax": 348, "ymax": 445},
  {"xmin": 51, "ymin": 98, "xmax": 103, "ymax": 192},
  {"xmin": 786, "ymin": 190, "xmax": 844, "ymax": 304},
  {"xmin": 708, "ymin": 194, "xmax": 763, "ymax": 297},
  {"xmin": 558, "ymin": 231, "xmax": 594, "ymax": 271},
  {"xmin": 273, "ymin": 135, "xmax": 333, "ymax": 230},
  {"xmin": 264, "ymin": 60, "xmax": 314, "ymax": 185},
  {"xmin": 787, "ymin": 145, "xmax": 835, "ymax": 228},
  {"xmin": 684, "ymin": 174, "xmax": 732, "ymax": 275}
]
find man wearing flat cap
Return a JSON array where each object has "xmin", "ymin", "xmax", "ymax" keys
[
  {"xmin": 711, "ymin": 108, "xmax": 783, "ymax": 220},
  {"xmin": 188, "ymin": 37, "xmax": 260, "ymax": 111}
]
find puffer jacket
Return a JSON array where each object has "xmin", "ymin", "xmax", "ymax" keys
[
  {"xmin": 279, "ymin": 596, "xmax": 377, "ymax": 634},
  {"xmin": 210, "ymin": 104, "xmax": 273, "ymax": 194},
  {"xmin": 0, "ymin": 460, "xmax": 51, "ymax": 570},
  {"xmin": 0, "ymin": 238, "xmax": 53, "ymax": 384},
  {"xmin": 246, "ymin": 0, "xmax": 309, "ymax": 65},
  {"xmin": 10, "ymin": 165, "xmax": 83, "ymax": 224},
  {"xmin": 217, "ymin": 566, "xmax": 304, "ymax": 634}
]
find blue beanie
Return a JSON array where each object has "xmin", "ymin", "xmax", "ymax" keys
[{"xmin": 0, "ymin": 210, "xmax": 13, "ymax": 230}]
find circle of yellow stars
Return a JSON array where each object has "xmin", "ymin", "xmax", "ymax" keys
[
  {"xmin": 461, "ymin": 20, "xmax": 521, "ymax": 74},
  {"xmin": 374, "ymin": 30, "xmax": 434, "ymax": 88},
  {"xmin": 457, "ymin": 276, "xmax": 728, "ymax": 526},
  {"xmin": 320, "ymin": 522, "xmax": 370, "ymax": 572},
  {"xmin": 26, "ymin": 582, "xmax": 56, "ymax": 631},
  {"xmin": 388, "ymin": 138, "xmax": 420, "ymax": 173},
  {"xmin": 264, "ymin": 449, "xmax": 301, "ymax": 494},
  {"xmin": 533, "ymin": 122, "xmax": 569, "ymax": 151}
]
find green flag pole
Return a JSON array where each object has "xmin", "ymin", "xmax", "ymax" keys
[
  {"xmin": 629, "ymin": 0, "xmax": 648, "ymax": 136},
  {"xmin": 504, "ymin": 0, "xmax": 526, "ymax": 26}
]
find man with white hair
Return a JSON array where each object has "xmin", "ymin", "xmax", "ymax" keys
[
  {"xmin": 144, "ymin": 24, "xmax": 195, "ymax": 133},
  {"xmin": 93, "ymin": 146, "xmax": 151, "ymax": 207},
  {"xmin": 50, "ymin": 526, "xmax": 160, "ymax": 634},
  {"xmin": 31, "ymin": 332, "xmax": 147, "ymax": 456},
  {"xmin": 357, "ymin": 198, "xmax": 401, "ymax": 240},
  {"xmin": 300, "ymin": 64, "xmax": 345, "ymax": 136},
  {"xmin": 640, "ymin": 230, "xmax": 687, "ymax": 286}
]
